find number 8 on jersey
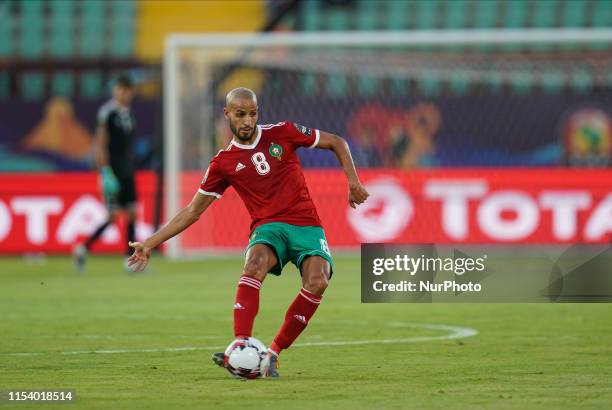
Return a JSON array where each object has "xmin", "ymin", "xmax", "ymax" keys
[{"xmin": 251, "ymin": 152, "xmax": 270, "ymax": 175}]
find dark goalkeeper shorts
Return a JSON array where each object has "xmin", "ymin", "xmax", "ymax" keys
[
  {"xmin": 105, "ymin": 175, "xmax": 137, "ymax": 211},
  {"xmin": 245, "ymin": 222, "xmax": 334, "ymax": 277}
]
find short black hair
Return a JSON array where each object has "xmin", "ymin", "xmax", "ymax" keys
[{"xmin": 115, "ymin": 74, "xmax": 134, "ymax": 88}]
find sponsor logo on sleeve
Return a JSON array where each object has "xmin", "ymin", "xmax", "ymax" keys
[{"xmin": 293, "ymin": 123, "xmax": 312, "ymax": 137}]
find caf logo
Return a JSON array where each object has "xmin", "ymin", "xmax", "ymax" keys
[{"xmin": 564, "ymin": 108, "xmax": 611, "ymax": 167}]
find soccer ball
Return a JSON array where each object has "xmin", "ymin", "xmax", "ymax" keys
[{"xmin": 223, "ymin": 337, "xmax": 268, "ymax": 379}]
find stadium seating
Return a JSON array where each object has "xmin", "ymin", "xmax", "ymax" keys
[
  {"xmin": 593, "ymin": 0, "xmax": 612, "ymax": 26},
  {"xmin": 298, "ymin": 0, "xmax": 609, "ymax": 31},
  {"xmin": 18, "ymin": 0, "xmax": 44, "ymax": 59},
  {"xmin": 473, "ymin": 0, "xmax": 498, "ymax": 28},
  {"xmin": 80, "ymin": 70, "xmax": 103, "ymax": 100},
  {"xmin": 1, "ymin": 0, "xmax": 136, "ymax": 99},
  {"xmin": 51, "ymin": 71, "xmax": 75, "ymax": 97},
  {"xmin": 0, "ymin": 2, "xmax": 14, "ymax": 57},
  {"xmin": 540, "ymin": 71, "xmax": 565, "ymax": 94},
  {"xmin": 49, "ymin": 0, "xmax": 74, "ymax": 58},
  {"xmin": 3, "ymin": 1, "xmax": 610, "ymax": 55},
  {"xmin": 20, "ymin": 71, "xmax": 45, "ymax": 100},
  {"xmin": 1, "ymin": 0, "xmax": 611, "ymax": 100},
  {"xmin": 290, "ymin": 0, "xmax": 611, "ymax": 97}
]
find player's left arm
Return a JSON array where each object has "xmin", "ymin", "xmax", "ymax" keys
[{"xmin": 316, "ymin": 131, "xmax": 369, "ymax": 209}]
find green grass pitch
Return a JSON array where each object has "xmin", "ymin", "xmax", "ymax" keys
[{"xmin": 1, "ymin": 255, "xmax": 611, "ymax": 409}]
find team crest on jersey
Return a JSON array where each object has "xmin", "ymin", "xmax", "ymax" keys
[
  {"xmin": 269, "ymin": 143, "xmax": 283, "ymax": 161},
  {"xmin": 293, "ymin": 123, "xmax": 312, "ymax": 137}
]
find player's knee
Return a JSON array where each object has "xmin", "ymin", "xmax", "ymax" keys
[
  {"xmin": 243, "ymin": 245, "xmax": 275, "ymax": 281},
  {"xmin": 303, "ymin": 270, "xmax": 329, "ymax": 295},
  {"xmin": 242, "ymin": 259, "xmax": 267, "ymax": 281},
  {"xmin": 301, "ymin": 256, "xmax": 330, "ymax": 295}
]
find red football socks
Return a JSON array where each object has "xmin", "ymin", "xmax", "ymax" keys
[
  {"xmin": 269, "ymin": 288, "xmax": 322, "ymax": 356},
  {"xmin": 233, "ymin": 275, "xmax": 262, "ymax": 338}
]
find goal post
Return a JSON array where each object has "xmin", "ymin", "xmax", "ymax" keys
[{"xmin": 163, "ymin": 29, "xmax": 612, "ymax": 259}]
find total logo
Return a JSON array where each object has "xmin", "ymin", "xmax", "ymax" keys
[
  {"xmin": 347, "ymin": 178, "xmax": 413, "ymax": 242},
  {"xmin": 347, "ymin": 177, "xmax": 612, "ymax": 243},
  {"xmin": 0, "ymin": 195, "xmax": 153, "ymax": 247}
]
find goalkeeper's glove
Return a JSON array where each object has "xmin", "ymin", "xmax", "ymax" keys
[{"xmin": 100, "ymin": 166, "xmax": 120, "ymax": 198}]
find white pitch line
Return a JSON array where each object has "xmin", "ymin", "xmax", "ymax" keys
[
  {"xmin": 1, "ymin": 314, "xmax": 205, "ymax": 321},
  {"xmin": 296, "ymin": 323, "xmax": 477, "ymax": 347},
  {"xmin": 81, "ymin": 334, "xmax": 223, "ymax": 340},
  {"xmin": 3, "ymin": 322, "xmax": 477, "ymax": 357},
  {"xmin": 64, "ymin": 346, "xmax": 217, "ymax": 355}
]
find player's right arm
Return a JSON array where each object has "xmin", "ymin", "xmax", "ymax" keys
[
  {"xmin": 128, "ymin": 158, "xmax": 228, "ymax": 272},
  {"xmin": 127, "ymin": 192, "xmax": 216, "ymax": 272}
]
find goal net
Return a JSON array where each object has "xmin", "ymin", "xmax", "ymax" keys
[{"xmin": 164, "ymin": 30, "xmax": 612, "ymax": 258}]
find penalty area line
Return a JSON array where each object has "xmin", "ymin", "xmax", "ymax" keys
[{"xmin": 3, "ymin": 322, "xmax": 477, "ymax": 357}]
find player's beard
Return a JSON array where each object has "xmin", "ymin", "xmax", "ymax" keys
[{"xmin": 230, "ymin": 122, "xmax": 255, "ymax": 142}]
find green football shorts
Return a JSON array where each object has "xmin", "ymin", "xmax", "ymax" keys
[{"xmin": 245, "ymin": 222, "xmax": 334, "ymax": 276}]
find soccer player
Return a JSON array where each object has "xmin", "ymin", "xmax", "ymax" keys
[
  {"xmin": 73, "ymin": 75, "xmax": 137, "ymax": 272},
  {"xmin": 127, "ymin": 87, "xmax": 369, "ymax": 377}
]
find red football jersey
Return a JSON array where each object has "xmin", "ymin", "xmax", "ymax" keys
[{"xmin": 199, "ymin": 121, "xmax": 322, "ymax": 232}]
